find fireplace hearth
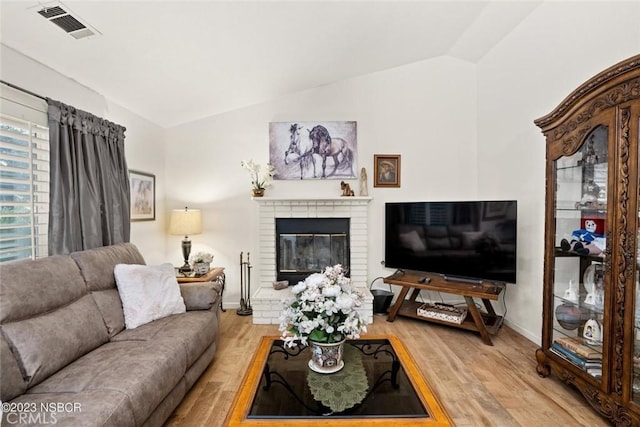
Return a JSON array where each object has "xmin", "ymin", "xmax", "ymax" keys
[{"xmin": 251, "ymin": 197, "xmax": 373, "ymax": 325}]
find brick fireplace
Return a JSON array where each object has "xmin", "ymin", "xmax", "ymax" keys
[{"xmin": 251, "ymin": 197, "xmax": 373, "ymax": 325}]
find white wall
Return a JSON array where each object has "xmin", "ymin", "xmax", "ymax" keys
[
  {"xmin": 165, "ymin": 1, "xmax": 640, "ymax": 341},
  {"xmin": 0, "ymin": 45, "xmax": 167, "ymax": 263},
  {"xmin": 164, "ymin": 56, "xmax": 479, "ymax": 309},
  {"xmin": 5, "ymin": 1, "xmax": 638, "ymax": 343},
  {"xmin": 476, "ymin": 2, "xmax": 640, "ymax": 342}
]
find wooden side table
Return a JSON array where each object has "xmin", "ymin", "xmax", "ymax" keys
[{"xmin": 176, "ymin": 267, "xmax": 226, "ymax": 311}]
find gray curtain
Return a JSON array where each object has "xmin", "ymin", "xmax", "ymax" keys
[{"xmin": 47, "ymin": 99, "xmax": 130, "ymax": 255}]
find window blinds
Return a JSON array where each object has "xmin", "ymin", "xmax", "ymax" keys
[{"xmin": 0, "ymin": 113, "xmax": 50, "ymax": 262}]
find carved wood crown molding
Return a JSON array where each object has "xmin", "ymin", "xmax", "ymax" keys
[
  {"xmin": 534, "ymin": 54, "xmax": 640, "ymax": 130},
  {"xmin": 553, "ymin": 77, "xmax": 640, "ymax": 158}
]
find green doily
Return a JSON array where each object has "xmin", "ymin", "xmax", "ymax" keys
[{"xmin": 307, "ymin": 345, "xmax": 369, "ymax": 413}]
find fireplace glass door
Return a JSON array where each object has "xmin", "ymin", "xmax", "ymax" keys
[
  {"xmin": 279, "ymin": 233, "xmax": 347, "ymax": 273},
  {"xmin": 275, "ymin": 217, "xmax": 350, "ymax": 284}
]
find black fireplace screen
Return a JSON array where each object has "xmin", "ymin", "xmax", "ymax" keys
[
  {"xmin": 275, "ymin": 218, "xmax": 350, "ymax": 284},
  {"xmin": 279, "ymin": 233, "xmax": 347, "ymax": 273}
]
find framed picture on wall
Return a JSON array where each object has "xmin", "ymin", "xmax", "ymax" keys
[
  {"xmin": 129, "ymin": 170, "xmax": 155, "ymax": 221},
  {"xmin": 373, "ymin": 154, "xmax": 401, "ymax": 188},
  {"xmin": 269, "ymin": 121, "xmax": 358, "ymax": 180}
]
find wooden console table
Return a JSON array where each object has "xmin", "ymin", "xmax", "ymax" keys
[{"xmin": 384, "ymin": 271, "xmax": 505, "ymax": 345}]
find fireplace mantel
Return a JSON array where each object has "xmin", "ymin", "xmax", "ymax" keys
[
  {"xmin": 251, "ymin": 196, "xmax": 373, "ymax": 325},
  {"xmin": 253, "ymin": 196, "xmax": 373, "ymax": 203}
]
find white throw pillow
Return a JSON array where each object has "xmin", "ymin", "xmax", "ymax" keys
[{"xmin": 114, "ymin": 263, "xmax": 186, "ymax": 329}]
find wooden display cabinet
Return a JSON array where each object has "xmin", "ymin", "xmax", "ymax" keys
[{"xmin": 534, "ymin": 54, "xmax": 640, "ymax": 425}]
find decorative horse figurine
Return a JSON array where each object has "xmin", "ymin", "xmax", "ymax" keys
[
  {"xmin": 340, "ymin": 181, "xmax": 355, "ymax": 196},
  {"xmin": 308, "ymin": 125, "xmax": 354, "ymax": 178},
  {"xmin": 284, "ymin": 123, "xmax": 317, "ymax": 179}
]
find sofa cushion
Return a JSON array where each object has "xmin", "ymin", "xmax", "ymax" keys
[
  {"xmin": 71, "ymin": 243, "xmax": 146, "ymax": 337},
  {"xmin": 0, "ymin": 334, "xmax": 27, "ymax": 401},
  {"xmin": 89, "ymin": 288, "xmax": 126, "ymax": 337},
  {"xmin": 141, "ymin": 378, "xmax": 186, "ymax": 427},
  {"xmin": 27, "ymin": 340, "xmax": 186, "ymax": 426},
  {"xmin": 5, "ymin": 390, "xmax": 135, "ymax": 427},
  {"xmin": 0, "ymin": 255, "xmax": 87, "ymax": 324},
  {"xmin": 71, "ymin": 243, "xmax": 146, "ymax": 292},
  {"xmin": 2, "ymin": 294, "xmax": 109, "ymax": 388},
  {"xmin": 114, "ymin": 263, "xmax": 186, "ymax": 329},
  {"xmin": 180, "ymin": 281, "xmax": 222, "ymax": 311},
  {"xmin": 112, "ymin": 310, "xmax": 218, "ymax": 367},
  {"xmin": 184, "ymin": 342, "xmax": 217, "ymax": 390}
]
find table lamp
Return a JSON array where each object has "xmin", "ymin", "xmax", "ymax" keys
[{"xmin": 169, "ymin": 207, "xmax": 202, "ymax": 273}]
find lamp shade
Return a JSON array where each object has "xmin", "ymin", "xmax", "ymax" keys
[{"xmin": 169, "ymin": 208, "xmax": 202, "ymax": 236}]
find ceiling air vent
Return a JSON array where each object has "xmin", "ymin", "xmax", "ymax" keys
[
  {"xmin": 37, "ymin": 5, "xmax": 65, "ymax": 19},
  {"xmin": 36, "ymin": 2, "xmax": 100, "ymax": 39}
]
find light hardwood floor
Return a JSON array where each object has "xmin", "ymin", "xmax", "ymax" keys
[{"xmin": 165, "ymin": 310, "xmax": 610, "ymax": 427}]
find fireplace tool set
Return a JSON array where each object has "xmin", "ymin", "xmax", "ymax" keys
[{"xmin": 237, "ymin": 252, "xmax": 253, "ymax": 316}]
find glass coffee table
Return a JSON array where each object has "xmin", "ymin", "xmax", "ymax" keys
[{"xmin": 223, "ymin": 335, "xmax": 453, "ymax": 426}]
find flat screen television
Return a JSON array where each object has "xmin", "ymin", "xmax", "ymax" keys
[{"xmin": 385, "ymin": 200, "xmax": 517, "ymax": 284}]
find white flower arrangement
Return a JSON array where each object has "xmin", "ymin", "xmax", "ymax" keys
[
  {"xmin": 279, "ymin": 264, "xmax": 367, "ymax": 348},
  {"xmin": 240, "ymin": 160, "xmax": 275, "ymax": 190},
  {"xmin": 189, "ymin": 251, "xmax": 214, "ymax": 264}
]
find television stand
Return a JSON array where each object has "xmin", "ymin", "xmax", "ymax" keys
[{"xmin": 384, "ymin": 271, "xmax": 505, "ymax": 345}]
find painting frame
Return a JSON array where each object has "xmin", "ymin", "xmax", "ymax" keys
[
  {"xmin": 269, "ymin": 121, "xmax": 358, "ymax": 180},
  {"xmin": 373, "ymin": 154, "xmax": 401, "ymax": 188},
  {"xmin": 129, "ymin": 170, "xmax": 156, "ymax": 222}
]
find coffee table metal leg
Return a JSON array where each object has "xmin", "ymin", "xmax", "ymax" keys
[
  {"xmin": 263, "ymin": 363, "xmax": 272, "ymax": 390},
  {"xmin": 391, "ymin": 359, "xmax": 400, "ymax": 388}
]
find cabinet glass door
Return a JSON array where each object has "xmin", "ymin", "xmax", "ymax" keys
[{"xmin": 551, "ymin": 126, "xmax": 608, "ymax": 381}]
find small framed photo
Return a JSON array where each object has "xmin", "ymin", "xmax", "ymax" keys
[
  {"xmin": 129, "ymin": 170, "xmax": 155, "ymax": 221},
  {"xmin": 374, "ymin": 154, "xmax": 401, "ymax": 188}
]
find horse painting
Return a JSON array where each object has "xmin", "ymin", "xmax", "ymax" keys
[
  {"xmin": 284, "ymin": 123, "xmax": 317, "ymax": 179},
  {"xmin": 269, "ymin": 121, "xmax": 357, "ymax": 180},
  {"xmin": 308, "ymin": 125, "xmax": 354, "ymax": 178}
]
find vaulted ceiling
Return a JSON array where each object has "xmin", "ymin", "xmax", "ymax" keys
[{"xmin": 0, "ymin": 1, "xmax": 540, "ymax": 127}]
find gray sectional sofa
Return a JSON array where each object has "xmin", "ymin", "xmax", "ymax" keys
[{"xmin": 0, "ymin": 243, "xmax": 222, "ymax": 426}]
